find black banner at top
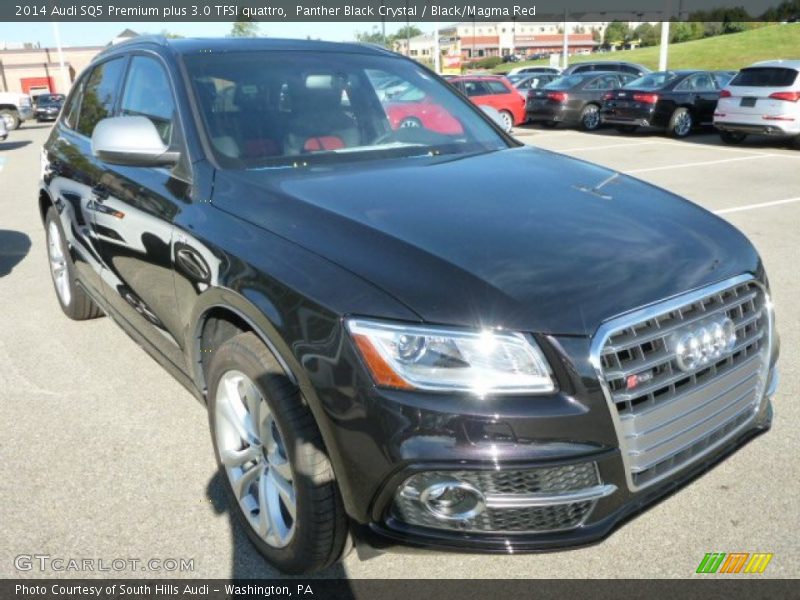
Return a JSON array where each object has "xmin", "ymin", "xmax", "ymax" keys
[{"xmin": 3, "ymin": 0, "xmax": 800, "ymax": 21}]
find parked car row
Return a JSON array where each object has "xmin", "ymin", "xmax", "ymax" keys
[{"xmin": 499, "ymin": 59, "xmax": 800, "ymax": 146}]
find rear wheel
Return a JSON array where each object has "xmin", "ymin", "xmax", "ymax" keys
[
  {"xmin": 0, "ymin": 109, "xmax": 19, "ymax": 130},
  {"xmin": 615, "ymin": 125, "xmax": 638, "ymax": 134},
  {"xmin": 44, "ymin": 207, "xmax": 103, "ymax": 320},
  {"xmin": 498, "ymin": 110, "xmax": 514, "ymax": 133},
  {"xmin": 207, "ymin": 332, "xmax": 349, "ymax": 574},
  {"xmin": 579, "ymin": 104, "xmax": 601, "ymax": 131},
  {"xmin": 719, "ymin": 131, "xmax": 747, "ymax": 145},
  {"xmin": 668, "ymin": 108, "xmax": 693, "ymax": 137}
]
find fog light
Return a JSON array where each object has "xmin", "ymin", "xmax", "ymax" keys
[{"xmin": 418, "ymin": 479, "xmax": 486, "ymax": 521}]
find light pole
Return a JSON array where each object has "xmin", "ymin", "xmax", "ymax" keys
[
  {"xmin": 658, "ymin": 0, "xmax": 673, "ymax": 70},
  {"xmin": 562, "ymin": 10, "xmax": 569, "ymax": 70},
  {"xmin": 51, "ymin": 22, "xmax": 70, "ymax": 93}
]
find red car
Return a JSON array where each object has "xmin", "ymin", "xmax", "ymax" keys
[
  {"xmin": 384, "ymin": 86, "xmax": 464, "ymax": 135},
  {"xmin": 449, "ymin": 76, "xmax": 527, "ymax": 131}
]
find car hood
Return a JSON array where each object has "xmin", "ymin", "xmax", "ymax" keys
[{"xmin": 211, "ymin": 146, "xmax": 759, "ymax": 335}]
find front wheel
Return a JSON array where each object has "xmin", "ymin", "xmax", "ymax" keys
[
  {"xmin": 0, "ymin": 109, "xmax": 19, "ymax": 130},
  {"xmin": 668, "ymin": 108, "xmax": 693, "ymax": 138},
  {"xmin": 579, "ymin": 104, "xmax": 601, "ymax": 131},
  {"xmin": 44, "ymin": 207, "xmax": 103, "ymax": 320},
  {"xmin": 207, "ymin": 332, "xmax": 348, "ymax": 574}
]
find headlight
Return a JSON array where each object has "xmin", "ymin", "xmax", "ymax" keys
[{"xmin": 346, "ymin": 318, "xmax": 556, "ymax": 395}]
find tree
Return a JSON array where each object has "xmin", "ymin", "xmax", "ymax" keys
[
  {"xmin": 229, "ymin": 19, "xmax": 259, "ymax": 38},
  {"xmin": 391, "ymin": 25, "xmax": 423, "ymax": 43},
  {"xmin": 633, "ymin": 23, "xmax": 657, "ymax": 46},
  {"xmin": 355, "ymin": 26, "xmax": 387, "ymax": 46},
  {"xmin": 591, "ymin": 28, "xmax": 602, "ymax": 43},
  {"xmin": 604, "ymin": 21, "xmax": 633, "ymax": 45}
]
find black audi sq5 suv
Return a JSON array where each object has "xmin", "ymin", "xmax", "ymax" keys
[{"xmin": 39, "ymin": 37, "xmax": 779, "ymax": 573}]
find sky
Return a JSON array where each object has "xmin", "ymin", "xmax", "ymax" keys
[{"xmin": 0, "ymin": 21, "xmax": 414, "ymax": 47}]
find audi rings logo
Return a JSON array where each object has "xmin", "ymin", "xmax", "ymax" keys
[{"xmin": 672, "ymin": 316, "xmax": 738, "ymax": 372}]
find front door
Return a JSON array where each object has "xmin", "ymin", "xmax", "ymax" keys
[{"xmin": 91, "ymin": 54, "xmax": 189, "ymax": 370}]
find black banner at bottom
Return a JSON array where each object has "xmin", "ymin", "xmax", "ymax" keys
[{"xmin": 2, "ymin": 579, "xmax": 796, "ymax": 600}]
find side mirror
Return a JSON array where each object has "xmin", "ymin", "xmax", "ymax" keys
[
  {"xmin": 91, "ymin": 116, "xmax": 179, "ymax": 167},
  {"xmin": 479, "ymin": 105, "xmax": 507, "ymax": 131}
]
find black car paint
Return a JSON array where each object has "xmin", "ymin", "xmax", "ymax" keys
[
  {"xmin": 527, "ymin": 72, "xmax": 634, "ymax": 126},
  {"xmin": 601, "ymin": 70, "xmax": 734, "ymax": 130},
  {"xmin": 40, "ymin": 38, "xmax": 774, "ymax": 554}
]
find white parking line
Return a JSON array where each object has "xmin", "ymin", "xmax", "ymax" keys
[
  {"xmin": 624, "ymin": 154, "xmax": 773, "ymax": 174},
  {"xmin": 714, "ymin": 197, "xmax": 800, "ymax": 215},
  {"xmin": 558, "ymin": 141, "xmax": 661, "ymax": 153}
]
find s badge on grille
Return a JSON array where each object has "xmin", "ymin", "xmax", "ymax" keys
[{"xmin": 672, "ymin": 315, "xmax": 737, "ymax": 373}]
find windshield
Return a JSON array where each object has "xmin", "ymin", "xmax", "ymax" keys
[
  {"xmin": 37, "ymin": 94, "xmax": 65, "ymax": 106},
  {"xmin": 624, "ymin": 72, "xmax": 679, "ymax": 90},
  {"xmin": 183, "ymin": 51, "xmax": 509, "ymax": 169}
]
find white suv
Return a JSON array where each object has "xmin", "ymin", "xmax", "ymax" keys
[{"xmin": 714, "ymin": 60, "xmax": 800, "ymax": 145}]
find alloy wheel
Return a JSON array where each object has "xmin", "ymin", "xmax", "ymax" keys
[
  {"xmin": 214, "ymin": 370, "xmax": 296, "ymax": 548},
  {"xmin": 583, "ymin": 106, "xmax": 600, "ymax": 130},
  {"xmin": 674, "ymin": 111, "xmax": 692, "ymax": 137},
  {"xmin": 499, "ymin": 111, "xmax": 514, "ymax": 132},
  {"xmin": 47, "ymin": 220, "xmax": 71, "ymax": 306}
]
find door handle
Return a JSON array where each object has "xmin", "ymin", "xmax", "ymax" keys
[{"xmin": 91, "ymin": 184, "xmax": 110, "ymax": 202}]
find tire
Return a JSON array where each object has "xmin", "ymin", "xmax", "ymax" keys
[
  {"xmin": 579, "ymin": 104, "xmax": 601, "ymax": 131},
  {"xmin": 498, "ymin": 110, "xmax": 514, "ymax": 133},
  {"xmin": 615, "ymin": 125, "xmax": 638, "ymax": 134},
  {"xmin": 44, "ymin": 207, "xmax": 103, "ymax": 320},
  {"xmin": 540, "ymin": 120, "xmax": 558, "ymax": 129},
  {"xmin": 398, "ymin": 117, "xmax": 421, "ymax": 129},
  {"xmin": 719, "ymin": 131, "xmax": 747, "ymax": 145},
  {"xmin": 0, "ymin": 109, "xmax": 20, "ymax": 130},
  {"xmin": 207, "ymin": 332, "xmax": 348, "ymax": 574},
  {"xmin": 668, "ymin": 107, "xmax": 693, "ymax": 138}
]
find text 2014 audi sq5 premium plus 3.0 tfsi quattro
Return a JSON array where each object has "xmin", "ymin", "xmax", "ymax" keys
[{"xmin": 39, "ymin": 37, "xmax": 779, "ymax": 573}]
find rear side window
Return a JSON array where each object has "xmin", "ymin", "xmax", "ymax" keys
[
  {"xmin": 620, "ymin": 65, "xmax": 641, "ymax": 75},
  {"xmin": 76, "ymin": 58, "xmax": 127, "ymax": 137},
  {"xmin": 486, "ymin": 80, "xmax": 510, "ymax": 94},
  {"xmin": 463, "ymin": 81, "xmax": 490, "ymax": 96},
  {"xmin": 731, "ymin": 67, "xmax": 799, "ymax": 87},
  {"xmin": 120, "ymin": 56, "xmax": 176, "ymax": 145}
]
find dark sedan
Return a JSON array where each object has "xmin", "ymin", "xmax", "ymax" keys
[
  {"xmin": 527, "ymin": 71, "xmax": 637, "ymax": 130},
  {"xmin": 40, "ymin": 36, "xmax": 778, "ymax": 574},
  {"xmin": 601, "ymin": 70, "xmax": 736, "ymax": 137},
  {"xmin": 34, "ymin": 93, "xmax": 65, "ymax": 122}
]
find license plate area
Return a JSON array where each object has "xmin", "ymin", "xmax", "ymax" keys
[{"xmin": 740, "ymin": 97, "xmax": 757, "ymax": 107}]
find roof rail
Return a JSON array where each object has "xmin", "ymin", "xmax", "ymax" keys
[{"xmin": 96, "ymin": 34, "xmax": 169, "ymax": 58}]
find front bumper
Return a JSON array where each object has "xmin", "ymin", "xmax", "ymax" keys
[
  {"xmin": 355, "ymin": 392, "xmax": 773, "ymax": 554},
  {"xmin": 305, "ymin": 320, "xmax": 777, "ymax": 554}
]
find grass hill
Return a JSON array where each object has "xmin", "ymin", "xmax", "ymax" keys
[{"xmin": 493, "ymin": 23, "xmax": 800, "ymax": 72}]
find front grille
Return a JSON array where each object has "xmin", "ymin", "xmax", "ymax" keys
[
  {"xmin": 596, "ymin": 278, "xmax": 769, "ymax": 488},
  {"xmin": 391, "ymin": 463, "xmax": 601, "ymax": 534}
]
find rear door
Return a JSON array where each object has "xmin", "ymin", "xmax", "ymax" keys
[
  {"xmin": 462, "ymin": 80, "xmax": 493, "ymax": 109},
  {"xmin": 91, "ymin": 53, "xmax": 189, "ymax": 370}
]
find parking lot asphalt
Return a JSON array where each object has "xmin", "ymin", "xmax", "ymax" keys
[{"xmin": 0, "ymin": 123, "xmax": 797, "ymax": 579}]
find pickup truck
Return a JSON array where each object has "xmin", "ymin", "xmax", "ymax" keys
[{"xmin": 0, "ymin": 91, "xmax": 34, "ymax": 129}]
